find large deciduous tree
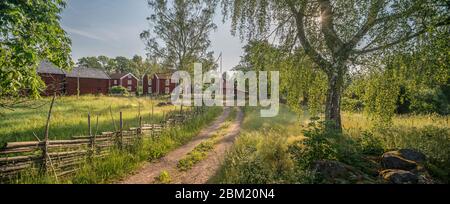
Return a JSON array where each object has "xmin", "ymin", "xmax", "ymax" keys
[
  {"xmin": 220, "ymin": 0, "xmax": 449, "ymax": 131},
  {"xmin": 141, "ymin": 0, "xmax": 218, "ymax": 73},
  {"xmin": 77, "ymin": 57, "xmax": 103, "ymax": 69},
  {"xmin": 0, "ymin": 0, "xmax": 72, "ymax": 103}
]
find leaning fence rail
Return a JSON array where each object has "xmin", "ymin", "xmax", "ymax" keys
[{"xmin": 0, "ymin": 105, "xmax": 205, "ymax": 181}]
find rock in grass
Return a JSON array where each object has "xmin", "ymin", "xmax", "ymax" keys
[
  {"xmin": 381, "ymin": 153, "xmax": 417, "ymax": 170},
  {"xmin": 313, "ymin": 160, "xmax": 371, "ymax": 184},
  {"xmin": 157, "ymin": 102, "xmax": 167, "ymax": 107},
  {"xmin": 380, "ymin": 169, "xmax": 418, "ymax": 184},
  {"xmin": 397, "ymin": 149, "xmax": 426, "ymax": 164}
]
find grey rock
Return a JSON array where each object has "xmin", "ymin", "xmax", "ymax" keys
[
  {"xmin": 380, "ymin": 169, "xmax": 418, "ymax": 184},
  {"xmin": 313, "ymin": 160, "xmax": 370, "ymax": 184},
  {"xmin": 381, "ymin": 153, "xmax": 417, "ymax": 170},
  {"xmin": 397, "ymin": 149, "xmax": 426, "ymax": 164}
]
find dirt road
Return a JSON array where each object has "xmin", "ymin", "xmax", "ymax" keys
[{"xmin": 119, "ymin": 107, "xmax": 243, "ymax": 184}]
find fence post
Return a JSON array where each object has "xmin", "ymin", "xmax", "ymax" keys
[
  {"xmin": 150, "ymin": 110, "xmax": 154, "ymax": 138},
  {"xmin": 88, "ymin": 112, "xmax": 93, "ymax": 160},
  {"xmin": 139, "ymin": 116, "xmax": 143, "ymax": 138},
  {"xmin": 119, "ymin": 112, "xmax": 123, "ymax": 150},
  {"xmin": 41, "ymin": 95, "xmax": 56, "ymax": 176}
]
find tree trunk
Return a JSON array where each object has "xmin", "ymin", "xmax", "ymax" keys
[{"xmin": 325, "ymin": 70, "xmax": 343, "ymax": 132}]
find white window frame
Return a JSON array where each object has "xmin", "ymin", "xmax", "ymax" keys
[
  {"xmin": 114, "ymin": 80, "xmax": 118, "ymax": 85},
  {"xmin": 128, "ymin": 80, "xmax": 132, "ymax": 85},
  {"xmin": 148, "ymin": 87, "xmax": 152, "ymax": 94},
  {"xmin": 128, "ymin": 86, "xmax": 132, "ymax": 91},
  {"xmin": 165, "ymin": 87, "xmax": 170, "ymax": 94},
  {"xmin": 165, "ymin": 79, "xmax": 170, "ymax": 86}
]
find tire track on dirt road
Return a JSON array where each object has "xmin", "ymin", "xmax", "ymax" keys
[{"xmin": 119, "ymin": 107, "xmax": 242, "ymax": 184}]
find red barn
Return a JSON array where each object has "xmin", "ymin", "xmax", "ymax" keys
[
  {"xmin": 65, "ymin": 67, "xmax": 111, "ymax": 95},
  {"xmin": 110, "ymin": 73, "xmax": 138, "ymax": 93},
  {"xmin": 143, "ymin": 73, "xmax": 177, "ymax": 95},
  {"xmin": 37, "ymin": 61, "xmax": 66, "ymax": 96}
]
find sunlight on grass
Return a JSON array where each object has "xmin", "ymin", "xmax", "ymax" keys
[
  {"xmin": 0, "ymin": 95, "xmax": 183, "ymax": 143},
  {"xmin": 7, "ymin": 106, "xmax": 223, "ymax": 184},
  {"xmin": 241, "ymin": 105, "xmax": 307, "ymax": 142}
]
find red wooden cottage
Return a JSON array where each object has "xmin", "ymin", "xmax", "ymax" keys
[
  {"xmin": 65, "ymin": 67, "xmax": 111, "ymax": 95},
  {"xmin": 110, "ymin": 73, "xmax": 139, "ymax": 93},
  {"xmin": 37, "ymin": 61, "xmax": 66, "ymax": 96},
  {"xmin": 143, "ymin": 73, "xmax": 177, "ymax": 95}
]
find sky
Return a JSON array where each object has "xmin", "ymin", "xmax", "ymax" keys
[{"xmin": 61, "ymin": 0, "xmax": 244, "ymax": 71}]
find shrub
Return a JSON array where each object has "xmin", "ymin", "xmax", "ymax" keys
[
  {"xmin": 177, "ymin": 141, "xmax": 214, "ymax": 171},
  {"xmin": 289, "ymin": 120, "xmax": 341, "ymax": 169},
  {"xmin": 409, "ymin": 88, "xmax": 449, "ymax": 115},
  {"xmin": 356, "ymin": 131, "xmax": 384, "ymax": 156},
  {"xmin": 341, "ymin": 97, "xmax": 364, "ymax": 112},
  {"xmin": 374, "ymin": 125, "xmax": 450, "ymax": 182},
  {"xmin": 110, "ymin": 86, "xmax": 129, "ymax": 96},
  {"xmin": 156, "ymin": 170, "xmax": 171, "ymax": 184},
  {"xmin": 214, "ymin": 132, "xmax": 297, "ymax": 184}
]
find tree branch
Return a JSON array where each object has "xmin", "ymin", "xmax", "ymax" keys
[
  {"xmin": 352, "ymin": 18, "xmax": 450, "ymax": 55},
  {"xmin": 346, "ymin": 0, "xmax": 384, "ymax": 50},
  {"xmin": 352, "ymin": 30, "xmax": 426, "ymax": 55},
  {"xmin": 317, "ymin": 0, "xmax": 344, "ymax": 54},
  {"xmin": 287, "ymin": 0, "xmax": 331, "ymax": 71}
]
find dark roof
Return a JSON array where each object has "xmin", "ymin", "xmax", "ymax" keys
[
  {"xmin": 109, "ymin": 73, "xmax": 129, "ymax": 79},
  {"xmin": 37, "ymin": 61, "xmax": 66, "ymax": 75},
  {"xmin": 66, "ymin": 67, "xmax": 110, "ymax": 79},
  {"xmin": 155, "ymin": 73, "xmax": 174, "ymax": 80},
  {"xmin": 110, "ymin": 73, "xmax": 138, "ymax": 80}
]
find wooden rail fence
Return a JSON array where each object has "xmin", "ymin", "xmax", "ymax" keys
[{"xmin": 0, "ymin": 106, "xmax": 205, "ymax": 181}]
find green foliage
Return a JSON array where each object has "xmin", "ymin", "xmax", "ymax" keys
[
  {"xmin": 177, "ymin": 139, "xmax": 215, "ymax": 171},
  {"xmin": 146, "ymin": 107, "xmax": 222, "ymax": 160},
  {"xmin": 212, "ymin": 106, "xmax": 311, "ymax": 184},
  {"xmin": 110, "ymin": 86, "xmax": 129, "ymax": 96},
  {"xmin": 342, "ymin": 76, "xmax": 366, "ymax": 112},
  {"xmin": 6, "ymin": 106, "xmax": 222, "ymax": 184},
  {"xmin": 77, "ymin": 55, "xmax": 157, "ymax": 79},
  {"xmin": 344, "ymin": 49, "xmax": 449, "ymax": 119},
  {"xmin": 341, "ymin": 97, "xmax": 364, "ymax": 112},
  {"xmin": 155, "ymin": 170, "xmax": 172, "ymax": 184},
  {"xmin": 177, "ymin": 115, "xmax": 234, "ymax": 171},
  {"xmin": 237, "ymin": 40, "xmax": 328, "ymax": 116},
  {"xmin": 0, "ymin": 96, "xmax": 178, "ymax": 143},
  {"xmin": 221, "ymin": 0, "xmax": 448, "ymax": 130},
  {"xmin": 142, "ymin": 0, "xmax": 217, "ymax": 72},
  {"xmin": 355, "ymin": 131, "xmax": 384, "ymax": 156},
  {"xmin": 72, "ymin": 144, "xmax": 147, "ymax": 184},
  {"xmin": 0, "ymin": 0, "xmax": 73, "ymax": 100},
  {"xmin": 363, "ymin": 69, "xmax": 400, "ymax": 126},
  {"xmin": 77, "ymin": 56, "xmax": 103, "ymax": 69},
  {"xmin": 289, "ymin": 120, "xmax": 341, "ymax": 169},
  {"xmin": 409, "ymin": 87, "xmax": 449, "ymax": 115},
  {"xmin": 214, "ymin": 132, "xmax": 299, "ymax": 184},
  {"xmin": 374, "ymin": 125, "xmax": 450, "ymax": 182}
]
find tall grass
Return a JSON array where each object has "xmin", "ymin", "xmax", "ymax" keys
[
  {"xmin": 0, "ymin": 95, "xmax": 178, "ymax": 143},
  {"xmin": 7, "ymin": 107, "xmax": 223, "ymax": 184},
  {"xmin": 214, "ymin": 106, "xmax": 450, "ymax": 184},
  {"xmin": 71, "ymin": 106, "xmax": 222, "ymax": 184},
  {"xmin": 342, "ymin": 112, "xmax": 450, "ymax": 181},
  {"xmin": 212, "ymin": 106, "xmax": 308, "ymax": 184}
]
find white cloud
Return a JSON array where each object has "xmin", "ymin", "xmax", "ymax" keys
[{"xmin": 63, "ymin": 26, "xmax": 105, "ymax": 41}]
